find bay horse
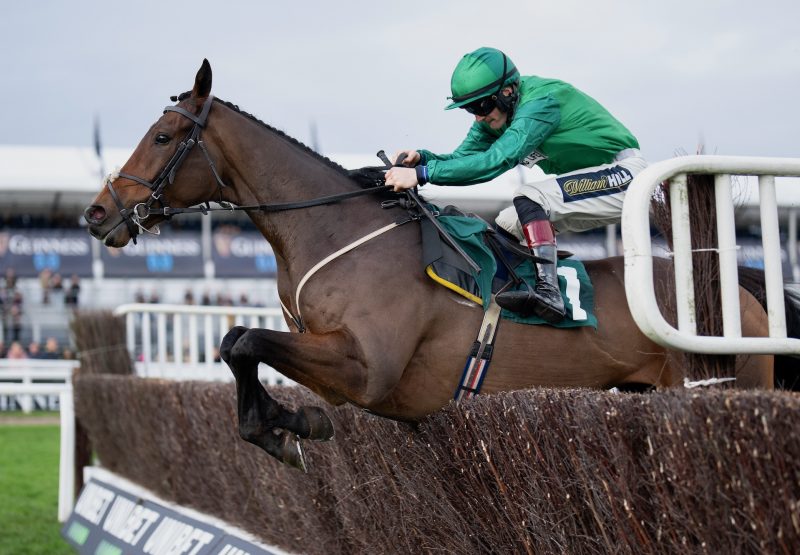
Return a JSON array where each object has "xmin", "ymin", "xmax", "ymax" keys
[{"xmin": 84, "ymin": 60, "xmax": 784, "ymax": 470}]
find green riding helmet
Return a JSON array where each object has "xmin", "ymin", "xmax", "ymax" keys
[{"xmin": 445, "ymin": 47, "xmax": 520, "ymax": 110}]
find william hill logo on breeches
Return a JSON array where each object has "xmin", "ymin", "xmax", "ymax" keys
[{"xmin": 557, "ymin": 166, "xmax": 633, "ymax": 203}]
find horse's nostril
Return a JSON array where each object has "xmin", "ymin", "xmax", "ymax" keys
[{"xmin": 84, "ymin": 205, "xmax": 106, "ymax": 224}]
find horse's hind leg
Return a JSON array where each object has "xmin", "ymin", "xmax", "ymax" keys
[
  {"xmin": 220, "ymin": 326, "xmax": 335, "ymax": 471},
  {"xmin": 736, "ymin": 288, "xmax": 774, "ymax": 389},
  {"xmin": 734, "ymin": 354, "xmax": 773, "ymax": 389}
]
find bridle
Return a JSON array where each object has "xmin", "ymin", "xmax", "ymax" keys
[
  {"xmin": 100, "ymin": 99, "xmax": 482, "ymax": 327},
  {"xmin": 103, "ymin": 94, "xmax": 400, "ymax": 244},
  {"xmin": 105, "ymin": 94, "xmax": 230, "ymax": 244}
]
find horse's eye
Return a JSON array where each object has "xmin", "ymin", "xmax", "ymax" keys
[{"xmin": 155, "ymin": 133, "xmax": 171, "ymax": 145}]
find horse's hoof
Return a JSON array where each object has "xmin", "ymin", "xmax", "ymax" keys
[
  {"xmin": 281, "ymin": 433, "xmax": 307, "ymax": 473},
  {"xmin": 219, "ymin": 326, "xmax": 249, "ymax": 364},
  {"xmin": 299, "ymin": 406, "xmax": 335, "ymax": 441}
]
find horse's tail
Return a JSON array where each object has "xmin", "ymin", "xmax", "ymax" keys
[{"xmin": 738, "ymin": 266, "xmax": 800, "ymax": 389}]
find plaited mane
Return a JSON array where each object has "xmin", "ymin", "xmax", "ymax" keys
[{"xmin": 173, "ymin": 91, "xmax": 390, "ymax": 192}]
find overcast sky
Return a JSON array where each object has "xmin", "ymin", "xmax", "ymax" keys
[{"xmin": 2, "ymin": 0, "xmax": 798, "ymax": 165}]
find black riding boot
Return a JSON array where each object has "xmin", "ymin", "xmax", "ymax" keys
[{"xmin": 495, "ymin": 220, "xmax": 566, "ymax": 323}]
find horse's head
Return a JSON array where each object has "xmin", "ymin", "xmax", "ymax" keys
[{"xmin": 85, "ymin": 59, "xmax": 230, "ymax": 247}]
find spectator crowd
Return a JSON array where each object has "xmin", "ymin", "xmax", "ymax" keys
[
  {"xmin": 38, "ymin": 268, "xmax": 81, "ymax": 306},
  {"xmin": 1, "ymin": 268, "xmax": 24, "ymax": 343},
  {"xmin": 1, "ymin": 267, "xmax": 79, "ymax": 360},
  {"xmin": 134, "ymin": 287, "xmax": 263, "ymax": 308},
  {"xmin": 0, "ymin": 336, "xmax": 75, "ymax": 360}
]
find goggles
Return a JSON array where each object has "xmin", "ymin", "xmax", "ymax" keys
[{"xmin": 462, "ymin": 95, "xmax": 497, "ymax": 117}]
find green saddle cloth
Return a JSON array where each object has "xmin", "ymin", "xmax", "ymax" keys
[{"xmin": 426, "ymin": 211, "xmax": 597, "ymax": 329}]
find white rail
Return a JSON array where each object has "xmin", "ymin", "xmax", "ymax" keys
[
  {"xmin": 622, "ymin": 155, "xmax": 800, "ymax": 355},
  {"xmin": 112, "ymin": 303, "xmax": 293, "ymax": 384},
  {"xmin": 0, "ymin": 359, "xmax": 77, "ymax": 412}
]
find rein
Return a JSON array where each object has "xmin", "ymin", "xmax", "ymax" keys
[
  {"xmin": 105, "ymin": 96, "xmax": 483, "ymax": 330},
  {"xmin": 142, "ymin": 184, "xmax": 396, "ymax": 217},
  {"xmin": 105, "ymin": 95, "xmax": 394, "ymax": 242}
]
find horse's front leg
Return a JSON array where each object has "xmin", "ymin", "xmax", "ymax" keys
[{"xmin": 219, "ymin": 326, "xmax": 349, "ymax": 470}]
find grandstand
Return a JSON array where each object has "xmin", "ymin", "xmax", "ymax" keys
[{"xmin": 1, "ymin": 144, "xmax": 798, "ymax": 349}]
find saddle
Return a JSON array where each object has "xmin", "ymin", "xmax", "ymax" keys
[
  {"xmin": 420, "ymin": 205, "xmax": 597, "ymax": 329},
  {"xmin": 348, "ymin": 160, "xmax": 595, "ymax": 328}
]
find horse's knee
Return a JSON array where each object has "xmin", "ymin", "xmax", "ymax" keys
[
  {"xmin": 229, "ymin": 328, "xmax": 266, "ymax": 369},
  {"xmin": 220, "ymin": 325, "xmax": 249, "ymax": 364}
]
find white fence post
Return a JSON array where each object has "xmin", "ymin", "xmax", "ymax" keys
[
  {"xmin": 669, "ymin": 174, "xmax": 696, "ymax": 335},
  {"xmin": 58, "ymin": 387, "xmax": 75, "ymax": 522},
  {"xmin": 714, "ymin": 173, "xmax": 742, "ymax": 338},
  {"xmin": 622, "ymin": 155, "xmax": 800, "ymax": 355},
  {"xmin": 759, "ymin": 175, "xmax": 788, "ymax": 338}
]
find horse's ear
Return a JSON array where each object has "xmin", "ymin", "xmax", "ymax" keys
[{"xmin": 192, "ymin": 59, "xmax": 212, "ymax": 99}]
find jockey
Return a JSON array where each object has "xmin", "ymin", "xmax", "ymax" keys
[{"xmin": 385, "ymin": 46, "xmax": 645, "ymax": 323}]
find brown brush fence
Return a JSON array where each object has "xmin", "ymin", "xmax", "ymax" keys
[
  {"xmin": 73, "ymin": 375, "xmax": 800, "ymax": 554},
  {"xmin": 70, "ymin": 310, "xmax": 132, "ymax": 377}
]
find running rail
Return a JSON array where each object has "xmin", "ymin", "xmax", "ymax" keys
[
  {"xmin": 621, "ymin": 155, "xmax": 800, "ymax": 355},
  {"xmin": 113, "ymin": 303, "xmax": 291, "ymax": 382}
]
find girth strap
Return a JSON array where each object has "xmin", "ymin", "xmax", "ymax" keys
[{"xmin": 454, "ymin": 295, "xmax": 502, "ymax": 402}]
